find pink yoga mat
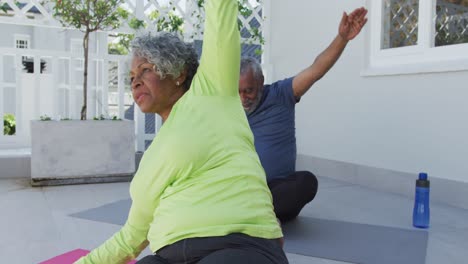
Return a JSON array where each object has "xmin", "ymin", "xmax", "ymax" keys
[{"xmin": 39, "ymin": 249, "xmax": 137, "ymax": 264}]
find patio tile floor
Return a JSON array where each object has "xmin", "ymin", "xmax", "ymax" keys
[{"xmin": 1, "ymin": 176, "xmax": 467, "ymax": 263}]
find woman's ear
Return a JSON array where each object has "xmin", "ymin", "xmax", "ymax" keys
[{"xmin": 175, "ymin": 68, "xmax": 188, "ymax": 87}]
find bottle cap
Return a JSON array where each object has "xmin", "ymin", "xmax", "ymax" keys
[
  {"xmin": 416, "ymin": 172, "xmax": 430, "ymax": 187},
  {"xmin": 419, "ymin": 172, "xmax": 428, "ymax": 180}
]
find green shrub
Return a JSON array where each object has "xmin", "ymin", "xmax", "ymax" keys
[
  {"xmin": 40, "ymin": 115, "xmax": 52, "ymax": 121},
  {"xmin": 3, "ymin": 114, "xmax": 15, "ymax": 135}
]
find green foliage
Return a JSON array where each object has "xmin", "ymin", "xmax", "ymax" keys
[
  {"xmin": 108, "ymin": 32, "xmax": 135, "ymax": 55},
  {"xmin": 254, "ymin": 48, "xmax": 263, "ymax": 56},
  {"xmin": 0, "ymin": 3, "xmax": 8, "ymax": 14},
  {"xmin": 149, "ymin": 10, "xmax": 184, "ymax": 32},
  {"xmin": 41, "ymin": 116, "xmax": 121, "ymax": 121},
  {"xmin": 238, "ymin": 0, "xmax": 254, "ymax": 18},
  {"xmin": 195, "ymin": 0, "xmax": 264, "ymax": 51},
  {"xmin": 3, "ymin": 114, "xmax": 15, "ymax": 136},
  {"xmin": 197, "ymin": 0, "xmax": 204, "ymax": 8},
  {"xmin": 116, "ymin": 6, "xmax": 130, "ymax": 21},
  {"xmin": 93, "ymin": 114, "xmax": 106, "ymax": 120},
  {"xmin": 128, "ymin": 17, "xmax": 145, "ymax": 29},
  {"xmin": 52, "ymin": 0, "xmax": 126, "ymax": 33},
  {"xmin": 93, "ymin": 115, "xmax": 121, "ymax": 120},
  {"xmin": 109, "ymin": 10, "xmax": 184, "ymax": 55},
  {"xmin": 248, "ymin": 26, "xmax": 264, "ymax": 46},
  {"xmin": 108, "ymin": 41, "xmax": 130, "ymax": 55},
  {"xmin": 40, "ymin": 115, "xmax": 52, "ymax": 121},
  {"xmin": 107, "ymin": 9, "xmax": 144, "ymax": 55},
  {"xmin": 109, "ymin": 0, "xmax": 264, "ymax": 55}
]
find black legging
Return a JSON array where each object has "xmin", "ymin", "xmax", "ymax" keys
[
  {"xmin": 268, "ymin": 171, "xmax": 318, "ymax": 222},
  {"xmin": 136, "ymin": 233, "xmax": 288, "ymax": 264}
]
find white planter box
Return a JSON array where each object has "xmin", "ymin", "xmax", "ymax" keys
[{"xmin": 31, "ymin": 120, "xmax": 135, "ymax": 186}]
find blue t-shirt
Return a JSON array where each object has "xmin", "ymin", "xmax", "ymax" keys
[{"xmin": 247, "ymin": 77, "xmax": 296, "ymax": 181}]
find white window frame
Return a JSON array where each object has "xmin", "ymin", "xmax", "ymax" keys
[
  {"xmin": 363, "ymin": 0, "xmax": 468, "ymax": 76},
  {"xmin": 14, "ymin": 34, "xmax": 30, "ymax": 49},
  {"xmin": 70, "ymin": 39, "xmax": 84, "ymax": 71}
]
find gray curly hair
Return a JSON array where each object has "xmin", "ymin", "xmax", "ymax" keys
[
  {"xmin": 131, "ymin": 31, "xmax": 199, "ymax": 90},
  {"xmin": 240, "ymin": 56, "xmax": 264, "ymax": 81}
]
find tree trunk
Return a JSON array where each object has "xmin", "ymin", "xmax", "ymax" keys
[{"xmin": 81, "ymin": 31, "xmax": 89, "ymax": 120}]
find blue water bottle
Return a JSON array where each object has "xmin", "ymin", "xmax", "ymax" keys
[{"xmin": 413, "ymin": 172, "xmax": 430, "ymax": 228}]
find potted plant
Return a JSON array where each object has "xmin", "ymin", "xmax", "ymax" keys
[
  {"xmin": 30, "ymin": 0, "xmax": 135, "ymax": 186},
  {"xmin": 31, "ymin": 115, "xmax": 135, "ymax": 186}
]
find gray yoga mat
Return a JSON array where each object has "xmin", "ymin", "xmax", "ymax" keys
[
  {"xmin": 281, "ymin": 217, "xmax": 428, "ymax": 264},
  {"xmin": 71, "ymin": 199, "xmax": 131, "ymax": 225},
  {"xmin": 71, "ymin": 199, "xmax": 428, "ymax": 264}
]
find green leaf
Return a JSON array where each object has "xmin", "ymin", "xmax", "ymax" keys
[
  {"xmin": 3, "ymin": 114, "xmax": 15, "ymax": 135},
  {"xmin": 0, "ymin": 3, "xmax": 8, "ymax": 14}
]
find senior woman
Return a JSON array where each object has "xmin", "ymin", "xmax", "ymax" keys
[{"xmin": 75, "ymin": 0, "xmax": 287, "ymax": 263}]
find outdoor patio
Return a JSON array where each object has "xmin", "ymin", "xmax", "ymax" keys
[
  {"xmin": 1, "ymin": 0, "xmax": 468, "ymax": 263},
  {"xmin": 1, "ymin": 176, "xmax": 467, "ymax": 264}
]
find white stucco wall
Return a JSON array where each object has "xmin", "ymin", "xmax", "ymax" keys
[
  {"xmin": 268, "ymin": 0, "xmax": 468, "ymax": 183},
  {"xmin": 0, "ymin": 25, "xmax": 33, "ymax": 47}
]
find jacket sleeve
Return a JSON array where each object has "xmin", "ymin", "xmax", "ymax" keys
[{"xmin": 191, "ymin": 0, "xmax": 240, "ymax": 97}]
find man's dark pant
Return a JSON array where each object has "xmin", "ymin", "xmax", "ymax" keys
[
  {"xmin": 268, "ymin": 171, "xmax": 318, "ymax": 222},
  {"xmin": 136, "ymin": 233, "xmax": 288, "ymax": 264}
]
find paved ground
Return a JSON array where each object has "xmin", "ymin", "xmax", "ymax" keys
[{"xmin": 1, "ymin": 176, "xmax": 467, "ymax": 263}]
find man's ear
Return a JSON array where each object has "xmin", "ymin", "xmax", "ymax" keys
[{"xmin": 258, "ymin": 74, "xmax": 265, "ymax": 88}]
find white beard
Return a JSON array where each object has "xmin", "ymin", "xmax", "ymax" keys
[{"xmin": 244, "ymin": 89, "xmax": 263, "ymax": 115}]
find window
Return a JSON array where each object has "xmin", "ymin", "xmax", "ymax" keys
[
  {"xmin": 15, "ymin": 34, "xmax": 30, "ymax": 49},
  {"xmin": 434, "ymin": 0, "xmax": 468, "ymax": 47},
  {"xmin": 70, "ymin": 39, "xmax": 84, "ymax": 71},
  {"xmin": 382, "ymin": 0, "xmax": 419, "ymax": 49},
  {"xmin": 364, "ymin": 0, "xmax": 468, "ymax": 76},
  {"xmin": 15, "ymin": 34, "xmax": 33, "ymax": 71},
  {"xmin": 16, "ymin": 39, "xmax": 29, "ymax": 49},
  {"xmin": 15, "ymin": 34, "xmax": 30, "ymax": 51}
]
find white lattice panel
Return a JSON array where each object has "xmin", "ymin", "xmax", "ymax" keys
[
  {"xmin": 0, "ymin": 0, "xmax": 264, "ymax": 42},
  {"xmin": 0, "ymin": 0, "xmax": 59, "ymax": 26}
]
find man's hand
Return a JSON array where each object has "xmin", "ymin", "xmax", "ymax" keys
[
  {"xmin": 292, "ymin": 6, "xmax": 368, "ymax": 98},
  {"xmin": 339, "ymin": 7, "xmax": 368, "ymax": 41}
]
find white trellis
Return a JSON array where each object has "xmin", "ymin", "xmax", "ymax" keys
[
  {"xmin": 0, "ymin": 0, "xmax": 268, "ymax": 152},
  {"xmin": 0, "ymin": 0, "xmax": 265, "ymax": 41}
]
